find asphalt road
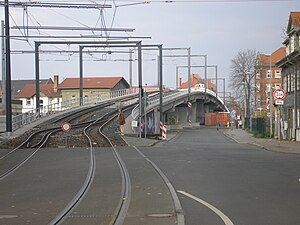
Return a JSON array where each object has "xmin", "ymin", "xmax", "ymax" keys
[{"xmin": 138, "ymin": 128, "xmax": 300, "ymax": 225}]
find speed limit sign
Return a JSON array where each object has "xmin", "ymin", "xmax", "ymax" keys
[
  {"xmin": 273, "ymin": 88, "xmax": 286, "ymax": 101},
  {"xmin": 61, "ymin": 122, "xmax": 71, "ymax": 132}
]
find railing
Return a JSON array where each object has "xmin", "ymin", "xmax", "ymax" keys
[
  {"xmin": 131, "ymin": 88, "xmax": 229, "ymax": 120},
  {"xmin": 12, "ymin": 88, "xmax": 137, "ymax": 131}
]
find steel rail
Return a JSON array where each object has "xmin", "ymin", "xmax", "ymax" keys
[
  {"xmin": 98, "ymin": 108, "xmax": 132, "ymax": 225},
  {"xmin": 0, "ymin": 130, "xmax": 57, "ymax": 181},
  {"xmin": 49, "ymin": 105, "xmax": 134, "ymax": 224}
]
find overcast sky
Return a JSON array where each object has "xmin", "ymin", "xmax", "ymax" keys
[{"xmin": 1, "ymin": 0, "xmax": 300, "ymax": 90}]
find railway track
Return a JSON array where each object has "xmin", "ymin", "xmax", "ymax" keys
[
  {"xmin": 0, "ymin": 97, "xmax": 136, "ymax": 181},
  {"xmin": 0, "ymin": 91, "xmax": 181, "ymax": 225}
]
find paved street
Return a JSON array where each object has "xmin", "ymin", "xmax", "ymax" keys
[{"xmin": 136, "ymin": 128, "xmax": 300, "ymax": 225}]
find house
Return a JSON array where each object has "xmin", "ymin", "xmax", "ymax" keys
[
  {"xmin": 15, "ymin": 75, "xmax": 61, "ymax": 113},
  {"xmin": 58, "ymin": 76, "xmax": 130, "ymax": 104},
  {"xmin": 0, "ymin": 78, "xmax": 53, "ymax": 100},
  {"xmin": 276, "ymin": 12, "xmax": 300, "ymax": 141},
  {"xmin": 0, "ymin": 78, "xmax": 53, "ymax": 113},
  {"xmin": 178, "ymin": 73, "xmax": 216, "ymax": 92},
  {"xmin": 254, "ymin": 47, "xmax": 286, "ymax": 115}
]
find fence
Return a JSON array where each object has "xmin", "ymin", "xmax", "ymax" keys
[
  {"xmin": 244, "ymin": 117, "xmax": 273, "ymax": 137},
  {"xmin": 12, "ymin": 88, "xmax": 135, "ymax": 131}
]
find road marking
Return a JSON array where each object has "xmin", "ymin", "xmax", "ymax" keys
[
  {"xmin": 177, "ymin": 190, "xmax": 234, "ymax": 225},
  {"xmin": 0, "ymin": 215, "xmax": 18, "ymax": 219}
]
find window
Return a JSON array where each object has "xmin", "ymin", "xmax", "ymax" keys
[
  {"xmin": 275, "ymin": 70, "xmax": 281, "ymax": 78},
  {"xmin": 266, "ymin": 84, "xmax": 271, "ymax": 92},
  {"xmin": 71, "ymin": 95, "xmax": 76, "ymax": 104},
  {"xmin": 26, "ymin": 98, "xmax": 31, "ymax": 106},
  {"xmin": 275, "ymin": 83, "xmax": 281, "ymax": 89},
  {"xmin": 266, "ymin": 70, "xmax": 272, "ymax": 78}
]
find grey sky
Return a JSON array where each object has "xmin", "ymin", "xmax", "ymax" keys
[{"xmin": 1, "ymin": 0, "xmax": 300, "ymax": 90}]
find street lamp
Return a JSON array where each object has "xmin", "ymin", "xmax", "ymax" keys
[{"xmin": 268, "ymin": 54, "xmax": 273, "ymax": 138}]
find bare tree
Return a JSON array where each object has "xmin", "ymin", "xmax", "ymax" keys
[{"xmin": 229, "ymin": 49, "xmax": 257, "ymax": 119}]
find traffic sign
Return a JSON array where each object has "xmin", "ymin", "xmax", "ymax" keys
[
  {"xmin": 273, "ymin": 88, "xmax": 286, "ymax": 100},
  {"xmin": 275, "ymin": 100, "xmax": 284, "ymax": 105},
  {"xmin": 188, "ymin": 102, "xmax": 192, "ymax": 108},
  {"xmin": 61, "ymin": 122, "xmax": 71, "ymax": 132}
]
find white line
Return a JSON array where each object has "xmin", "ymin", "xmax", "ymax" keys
[{"xmin": 177, "ymin": 190, "xmax": 234, "ymax": 225}]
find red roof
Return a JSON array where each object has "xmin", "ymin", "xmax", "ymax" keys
[
  {"xmin": 58, "ymin": 77, "xmax": 125, "ymax": 89},
  {"xmin": 259, "ymin": 47, "xmax": 286, "ymax": 65},
  {"xmin": 290, "ymin": 12, "xmax": 300, "ymax": 28},
  {"xmin": 16, "ymin": 84, "xmax": 61, "ymax": 98}
]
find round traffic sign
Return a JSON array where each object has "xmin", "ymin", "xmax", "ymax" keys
[
  {"xmin": 273, "ymin": 88, "xmax": 286, "ymax": 100},
  {"xmin": 61, "ymin": 122, "xmax": 71, "ymax": 132}
]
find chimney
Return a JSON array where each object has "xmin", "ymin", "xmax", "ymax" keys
[
  {"xmin": 53, "ymin": 75, "xmax": 59, "ymax": 92},
  {"xmin": 179, "ymin": 78, "xmax": 182, "ymax": 88}
]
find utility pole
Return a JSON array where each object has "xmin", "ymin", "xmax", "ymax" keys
[
  {"xmin": 5, "ymin": 0, "xmax": 12, "ymax": 133},
  {"xmin": 129, "ymin": 49, "xmax": 133, "ymax": 89},
  {"xmin": 1, "ymin": 20, "xmax": 5, "ymax": 111}
]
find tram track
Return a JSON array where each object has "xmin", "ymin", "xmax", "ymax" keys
[
  {"xmin": 0, "ymin": 97, "xmax": 136, "ymax": 181},
  {"xmin": 0, "ymin": 91, "xmax": 182, "ymax": 225}
]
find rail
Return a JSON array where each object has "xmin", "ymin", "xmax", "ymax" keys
[{"xmin": 11, "ymin": 88, "xmax": 137, "ymax": 131}]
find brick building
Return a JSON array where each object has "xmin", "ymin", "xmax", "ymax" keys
[
  {"xmin": 254, "ymin": 48, "xmax": 286, "ymax": 116},
  {"xmin": 276, "ymin": 12, "xmax": 300, "ymax": 141}
]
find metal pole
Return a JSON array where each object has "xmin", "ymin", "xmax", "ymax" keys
[
  {"xmin": 294, "ymin": 63, "xmax": 298, "ymax": 140},
  {"xmin": 1, "ymin": 20, "xmax": 6, "ymax": 111},
  {"xmin": 137, "ymin": 41, "xmax": 142, "ymax": 138},
  {"xmin": 215, "ymin": 66, "xmax": 218, "ymax": 96},
  {"xmin": 159, "ymin": 45, "xmax": 163, "ymax": 135},
  {"xmin": 176, "ymin": 66, "xmax": 179, "ymax": 89},
  {"xmin": 35, "ymin": 42, "xmax": 40, "ymax": 110},
  {"xmin": 223, "ymin": 78, "xmax": 226, "ymax": 103},
  {"xmin": 4, "ymin": 0, "xmax": 12, "ymax": 133},
  {"xmin": 79, "ymin": 46, "xmax": 83, "ymax": 106},
  {"xmin": 187, "ymin": 48, "xmax": 191, "ymax": 125},
  {"xmin": 129, "ymin": 49, "xmax": 133, "ymax": 89},
  {"xmin": 269, "ymin": 55, "xmax": 272, "ymax": 138},
  {"xmin": 204, "ymin": 55, "xmax": 207, "ymax": 100}
]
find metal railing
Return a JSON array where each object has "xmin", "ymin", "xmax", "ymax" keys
[
  {"xmin": 131, "ymin": 88, "xmax": 228, "ymax": 121},
  {"xmin": 12, "ymin": 88, "xmax": 136, "ymax": 131}
]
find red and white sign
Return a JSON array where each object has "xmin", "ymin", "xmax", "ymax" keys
[
  {"xmin": 273, "ymin": 88, "xmax": 286, "ymax": 101},
  {"xmin": 61, "ymin": 122, "xmax": 72, "ymax": 132},
  {"xmin": 188, "ymin": 102, "xmax": 192, "ymax": 108}
]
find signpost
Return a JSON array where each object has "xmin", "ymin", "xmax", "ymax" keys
[
  {"xmin": 61, "ymin": 122, "xmax": 71, "ymax": 147},
  {"xmin": 273, "ymin": 89, "xmax": 286, "ymax": 141}
]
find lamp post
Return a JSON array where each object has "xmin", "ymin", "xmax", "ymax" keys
[{"xmin": 269, "ymin": 54, "xmax": 273, "ymax": 138}]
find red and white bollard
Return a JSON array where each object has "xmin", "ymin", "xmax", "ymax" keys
[
  {"xmin": 162, "ymin": 125, "xmax": 167, "ymax": 140},
  {"xmin": 160, "ymin": 121, "xmax": 164, "ymax": 131},
  {"xmin": 189, "ymin": 119, "xmax": 192, "ymax": 127}
]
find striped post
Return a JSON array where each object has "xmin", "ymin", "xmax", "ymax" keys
[{"xmin": 162, "ymin": 125, "xmax": 167, "ymax": 140}]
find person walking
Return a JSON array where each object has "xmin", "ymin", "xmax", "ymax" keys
[{"xmin": 118, "ymin": 109, "xmax": 126, "ymax": 135}]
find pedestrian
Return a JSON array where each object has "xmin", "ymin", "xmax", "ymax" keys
[
  {"xmin": 216, "ymin": 122, "xmax": 220, "ymax": 131},
  {"xmin": 118, "ymin": 109, "xmax": 126, "ymax": 135}
]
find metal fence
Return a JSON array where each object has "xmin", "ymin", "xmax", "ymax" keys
[
  {"xmin": 244, "ymin": 117, "xmax": 272, "ymax": 137},
  {"xmin": 12, "ymin": 88, "xmax": 135, "ymax": 131}
]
